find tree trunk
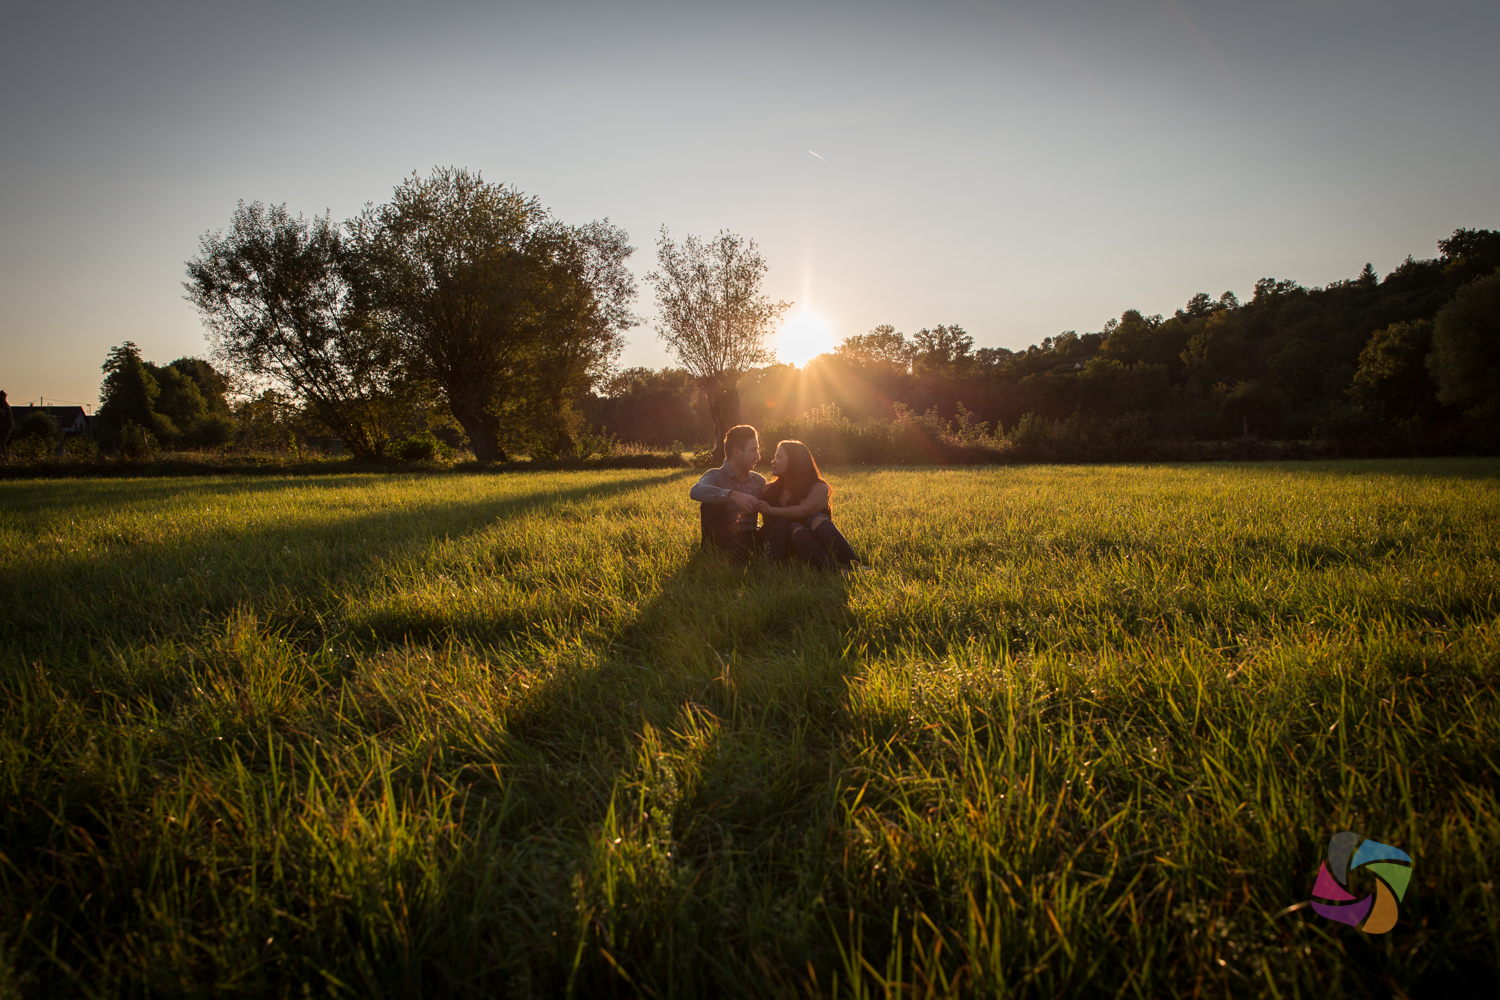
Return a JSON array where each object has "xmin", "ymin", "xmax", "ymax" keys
[
  {"xmin": 449, "ymin": 393, "xmax": 507, "ymax": 462},
  {"xmin": 705, "ymin": 375, "xmax": 741, "ymax": 465}
]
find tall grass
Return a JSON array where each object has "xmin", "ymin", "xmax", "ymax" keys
[{"xmin": 0, "ymin": 460, "xmax": 1496, "ymax": 997}]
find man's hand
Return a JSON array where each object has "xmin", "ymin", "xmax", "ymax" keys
[{"xmin": 728, "ymin": 491, "xmax": 760, "ymax": 512}]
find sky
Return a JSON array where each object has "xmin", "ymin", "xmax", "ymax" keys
[{"xmin": 2, "ymin": 0, "xmax": 1497, "ymax": 408}]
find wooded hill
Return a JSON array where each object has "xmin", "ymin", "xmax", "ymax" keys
[{"xmin": 588, "ymin": 228, "xmax": 1500, "ymax": 451}]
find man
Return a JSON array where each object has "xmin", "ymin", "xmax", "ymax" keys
[{"xmin": 690, "ymin": 424, "xmax": 768, "ymax": 560}]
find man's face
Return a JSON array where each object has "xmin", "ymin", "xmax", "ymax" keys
[{"xmin": 731, "ymin": 436, "xmax": 760, "ymax": 471}]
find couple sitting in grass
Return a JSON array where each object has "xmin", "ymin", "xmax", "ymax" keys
[{"xmin": 690, "ymin": 424, "xmax": 862, "ymax": 570}]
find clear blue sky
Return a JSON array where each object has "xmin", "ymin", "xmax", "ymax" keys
[{"xmin": 3, "ymin": 0, "xmax": 1497, "ymax": 407}]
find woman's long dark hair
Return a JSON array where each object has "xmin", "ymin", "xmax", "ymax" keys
[{"xmin": 762, "ymin": 440, "xmax": 828, "ymax": 507}]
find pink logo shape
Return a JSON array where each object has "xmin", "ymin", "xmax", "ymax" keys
[{"xmin": 1311, "ymin": 861, "xmax": 1356, "ymax": 902}]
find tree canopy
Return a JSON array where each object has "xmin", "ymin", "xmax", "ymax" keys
[
  {"xmin": 646, "ymin": 227, "xmax": 789, "ymax": 460},
  {"xmin": 184, "ymin": 170, "xmax": 635, "ymax": 462},
  {"xmin": 356, "ymin": 168, "xmax": 633, "ymax": 461}
]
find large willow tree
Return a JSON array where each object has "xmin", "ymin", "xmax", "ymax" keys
[{"xmin": 357, "ymin": 168, "xmax": 633, "ymax": 462}]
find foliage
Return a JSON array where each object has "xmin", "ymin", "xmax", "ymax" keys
[
  {"xmin": 388, "ymin": 432, "xmax": 455, "ymax": 463},
  {"xmin": 116, "ymin": 420, "xmax": 157, "ymax": 459},
  {"xmin": 230, "ymin": 389, "xmax": 304, "ymax": 453},
  {"xmin": 356, "ymin": 168, "xmax": 604, "ymax": 463},
  {"xmin": 837, "ymin": 323, "xmax": 914, "ymax": 369},
  {"xmin": 521, "ymin": 219, "xmax": 637, "ymax": 458},
  {"xmin": 7, "ymin": 413, "xmax": 62, "ymax": 461},
  {"xmin": 0, "ymin": 462, "xmax": 1496, "ymax": 995},
  {"xmin": 96, "ymin": 341, "xmax": 159, "ymax": 438},
  {"xmin": 12, "ymin": 411, "xmax": 61, "ymax": 446},
  {"xmin": 149, "ymin": 363, "xmax": 208, "ymax": 434},
  {"xmin": 646, "ymin": 227, "xmax": 791, "ymax": 461},
  {"xmin": 571, "ymin": 425, "xmax": 616, "ymax": 461},
  {"xmin": 188, "ymin": 412, "xmax": 239, "ymax": 448},
  {"xmin": 166, "ymin": 356, "xmax": 233, "ymax": 414},
  {"xmin": 1349, "ymin": 319, "xmax": 1437, "ymax": 418},
  {"xmin": 185, "ymin": 201, "xmax": 405, "ymax": 460},
  {"xmin": 583, "ymin": 367, "xmax": 712, "ymax": 447},
  {"xmin": 621, "ymin": 227, "xmax": 1498, "ymax": 456},
  {"xmin": 61, "ymin": 435, "xmax": 98, "ymax": 460},
  {"xmin": 1429, "ymin": 269, "xmax": 1500, "ymax": 422}
]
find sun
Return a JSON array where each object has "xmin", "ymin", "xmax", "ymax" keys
[{"xmin": 775, "ymin": 310, "xmax": 836, "ymax": 367}]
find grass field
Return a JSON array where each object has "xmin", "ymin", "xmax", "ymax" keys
[{"xmin": 1, "ymin": 460, "xmax": 1497, "ymax": 998}]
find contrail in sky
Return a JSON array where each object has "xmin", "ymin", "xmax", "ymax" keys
[{"xmin": 808, "ymin": 150, "xmax": 826, "ymax": 160}]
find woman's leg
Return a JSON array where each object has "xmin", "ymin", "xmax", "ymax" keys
[
  {"xmin": 786, "ymin": 521, "xmax": 835, "ymax": 570},
  {"xmin": 809, "ymin": 514, "xmax": 859, "ymax": 566}
]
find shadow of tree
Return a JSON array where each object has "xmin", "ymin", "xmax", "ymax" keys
[{"xmin": 0, "ymin": 471, "xmax": 694, "ymax": 654}]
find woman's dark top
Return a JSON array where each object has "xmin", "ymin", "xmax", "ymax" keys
[{"xmin": 766, "ymin": 479, "xmax": 831, "ymax": 523}]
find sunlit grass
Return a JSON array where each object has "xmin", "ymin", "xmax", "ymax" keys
[{"xmin": 1, "ymin": 460, "xmax": 1497, "ymax": 996}]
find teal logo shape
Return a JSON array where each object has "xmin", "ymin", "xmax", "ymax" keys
[{"xmin": 1309, "ymin": 831, "xmax": 1412, "ymax": 933}]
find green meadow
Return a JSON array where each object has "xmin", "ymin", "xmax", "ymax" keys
[{"xmin": 1, "ymin": 460, "xmax": 1497, "ymax": 998}]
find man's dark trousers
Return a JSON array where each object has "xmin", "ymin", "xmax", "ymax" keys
[{"xmin": 700, "ymin": 503, "xmax": 759, "ymax": 562}]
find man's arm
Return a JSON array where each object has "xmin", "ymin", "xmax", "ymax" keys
[
  {"xmin": 689, "ymin": 469, "xmax": 732, "ymax": 504},
  {"xmin": 691, "ymin": 469, "xmax": 762, "ymax": 512}
]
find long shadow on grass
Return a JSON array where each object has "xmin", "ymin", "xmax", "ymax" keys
[
  {"xmin": 506, "ymin": 548, "xmax": 857, "ymax": 750},
  {"xmin": 0, "ymin": 470, "xmax": 694, "ymax": 655},
  {"xmin": 467, "ymin": 548, "xmax": 858, "ymax": 993}
]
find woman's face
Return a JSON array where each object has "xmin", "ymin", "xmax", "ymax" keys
[{"xmin": 771, "ymin": 446, "xmax": 788, "ymax": 477}]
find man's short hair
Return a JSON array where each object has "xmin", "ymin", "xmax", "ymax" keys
[{"xmin": 723, "ymin": 425, "xmax": 758, "ymax": 456}]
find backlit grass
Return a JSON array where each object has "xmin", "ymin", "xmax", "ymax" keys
[{"xmin": 1, "ymin": 460, "xmax": 1497, "ymax": 997}]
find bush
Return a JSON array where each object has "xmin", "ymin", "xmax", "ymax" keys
[
  {"xmin": 1312, "ymin": 402, "xmax": 1383, "ymax": 443},
  {"xmin": 8, "ymin": 413, "xmax": 62, "ymax": 461},
  {"xmin": 62, "ymin": 435, "xmax": 98, "ymax": 460},
  {"xmin": 575, "ymin": 427, "xmax": 616, "ymax": 461},
  {"xmin": 389, "ymin": 433, "xmax": 454, "ymax": 463},
  {"xmin": 118, "ymin": 422, "xmax": 157, "ymax": 460},
  {"xmin": 760, "ymin": 402, "xmax": 1012, "ymax": 466},
  {"xmin": 14, "ymin": 411, "xmax": 62, "ymax": 446},
  {"xmin": 188, "ymin": 413, "xmax": 238, "ymax": 448},
  {"xmin": 149, "ymin": 412, "xmax": 181, "ymax": 447}
]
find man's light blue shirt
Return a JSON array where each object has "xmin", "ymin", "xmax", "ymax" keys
[{"xmin": 689, "ymin": 463, "xmax": 767, "ymax": 531}]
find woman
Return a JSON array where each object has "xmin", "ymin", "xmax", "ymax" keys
[{"xmin": 759, "ymin": 440, "xmax": 861, "ymax": 570}]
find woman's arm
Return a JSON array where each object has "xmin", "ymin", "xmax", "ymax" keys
[{"xmin": 761, "ymin": 481, "xmax": 830, "ymax": 519}]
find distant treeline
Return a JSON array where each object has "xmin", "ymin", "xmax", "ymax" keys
[
  {"xmin": 80, "ymin": 225, "xmax": 1500, "ymax": 464},
  {"xmin": 587, "ymin": 228, "xmax": 1500, "ymax": 457}
]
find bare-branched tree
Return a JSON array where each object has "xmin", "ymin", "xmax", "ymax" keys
[{"xmin": 646, "ymin": 227, "xmax": 790, "ymax": 462}]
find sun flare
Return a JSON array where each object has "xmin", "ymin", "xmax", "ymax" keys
[{"xmin": 775, "ymin": 311, "xmax": 836, "ymax": 367}]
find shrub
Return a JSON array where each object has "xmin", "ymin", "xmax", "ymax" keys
[
  {"xmin": 575, "ymin": 427, "xmax": 617, "ymax": 460},
  {"xmin": 118, "ymin": 421, "xmax": 157, "ymax": 459},
  {"xmin": 149, "ymin": 412, "xmax": 181, "ymax": 448},
  {"xmin": 8, "ymin": 412, "xmax": 62, "ymax": 461},
  {"xmin": 14, "ymin": 411, "xmax": 61, "ymax": 445},
  {"xmin": 62, "ymin": 435, "xmax": 98, "ymax": 460},
  {"xmin": 188, "ymin": 413, "xmax": 238, "ymax": 448},
  {"xmin": 389, "ymin": 433, "xmax": 454, "ymax": 463}
]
